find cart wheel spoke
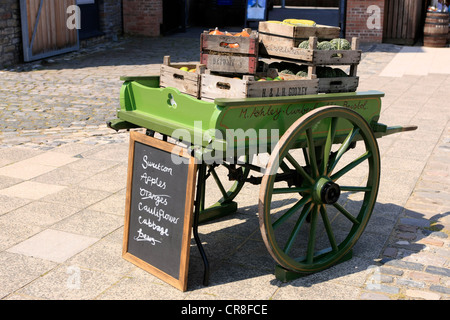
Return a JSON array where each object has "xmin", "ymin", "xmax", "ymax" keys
[
  {"xmin": 204, "ymin": 162, "xmax": 250, "ymax": 210},
  {"xmin": 306, "ymin": 128, "xmax": 320, "ymax": 178},
  {"xmin": 272, "ymin": 187, "xmax": 311, "ymax": 194},
  {"xmin": 333, "ymin": 202, "xmax": 360, "ymax": 225},
  {"xmin": 285, "ymin": 152, "xmax": 314, "ymax": 185},
  {"xmin": 259, "ymin": 106, "xmax": 380, "ymax": 274},
  {"xmin": 330, "ymin": 151, "xmax": 371, "ymax": 182},
  {"xmin": 208, "ymin": 165, "xmax": 229, "ymax": 199},
  {"xmin": 328, "ymin": 127, "xmax": 360, "ymax": 175},
  {"xmin": 340, "ymin": 186, "xmax": 372, "ymax": 192},
  {"xmin": 283, "ymin": 202, "xmax": 313, "ymax": 254},
  {"xmin": 320, "ymin": 204, "xmax": 338, "ymax": 252},
  {"xmin": 279, "ymin": 160, "xmax": 291, "ymax": 173},
  {"xmin": 322, "ymin": 117, "xmax": 338, "ymax": 176},
  {"xmin": 306, "ymin": 204, "xmax": 319, "ymax": 264},
  {"xmin": 273, "ymin": 195, "xmax": 312, "ymax": 230}
]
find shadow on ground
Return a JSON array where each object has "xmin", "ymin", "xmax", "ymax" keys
[{"xmin": 183, "ymin": 194, "xmax": 445, "ymax": 292}]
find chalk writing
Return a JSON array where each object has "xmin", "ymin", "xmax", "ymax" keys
[
  {"xmin": 134, "ymin": 228, "xmax": 162, "ymax": 245},
  {"xmin": 138, "ymin": 202, "xmax": 180, "ymax": 224},
  {"xmin": 140, "ymin": 172, "xmax": 167, "ymax": 190},
  {"xmin": 139, "ymin": 187, "xmax": 170, "ymax": 206},
  {"xmin": 138, "ymin": 216, "xmax": 170, "ymax": 237},
  {"xmin": 142, "ymin": 155, "xmax": 173, "ymax": 175}
]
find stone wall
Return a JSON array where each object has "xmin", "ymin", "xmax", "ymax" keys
[
  {"xmin": 98, "ymin": 0, "xmax": 123, "ymax": 40},
  {"xmin": 0, "ymin": 0, "xmax": 22, "ymax": 67}
]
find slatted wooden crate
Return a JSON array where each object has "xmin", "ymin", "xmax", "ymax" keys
[
  {"xmin": 259, "ymin": 25, "xmax": 361, "ymax": 65},
  {"xmin": 318, "ymin": 75, "xmax": 359, "ymax": 93},
  {"xmin": 160, "ymin": 56, "xmax": 206, "ymax": 98},
  {"xmin": 264, "ymin": 59, "xmax": 359, "ymax": 94},
  {"xmin": 200, "ymin": 69, "xmax": 318, "ymax": 101},
  {"xmin": 258, "ymin": 21, "xmax": 342, "ymax": 62},
  {"xmin": 200, "ymin": 29, "xmax": 259, "ymax": 74}
]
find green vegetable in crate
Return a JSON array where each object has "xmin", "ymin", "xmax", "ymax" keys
[
  {"xmin": 280, "ymin": 69, "xmax": 294, "ymax": 75},
  {"xmin": 330, "ymin": 38, "xmax": 351, "ymax": 50},
  {"xmin": 316, "ymin": 67, "xmax": 336, "ymax": 78},
  {"xmin": 317, "ymin": 41, "xmax": 334, "ymax": 50},
  {"xmin": 333, "ymin": 68, "xmax": 348, "ymax": 77},
  {"xmin": 296, "ymin": 70, "xmax": 308, "ymax": 78},
  {"xmin": 298, "ymin": 40, "xmax": 310, "ymax": 49}
]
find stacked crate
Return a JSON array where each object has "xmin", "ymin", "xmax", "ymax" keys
[
  {"xmin": 159, "ymin": 56, "xmax": 205, "ymax": 98},
  {"xmin": 200, "ymin": 28, "xmax": 259, "ymax": 75},
  {"xmin": 258, "ymin": 21, "xmax": 361, "ymax": 93},
  {"xmin": 199, "ymin": 28, "xmax": 318, "ymax": 100},
  {"xmin": 159, "ymin": 23, "xmax": 361, "ymax": 101}
]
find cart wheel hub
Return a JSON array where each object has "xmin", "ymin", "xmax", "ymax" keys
[{"xmin": 321, "ymin": 181, "xmax": 341, "ymax": 204}]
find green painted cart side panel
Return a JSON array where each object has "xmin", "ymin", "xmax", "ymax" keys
[
  {"xmin": 117, "ymin": 76, "xmax": 384, "ymax": 153},
  {"xmin": 118, "ymin": 78, "xmax": 221, "ymax": 146}
]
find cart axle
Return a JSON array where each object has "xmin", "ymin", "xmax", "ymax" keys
[{"xmin": 321, "ymin": 181, "xmax": 341, "ymax": 205}]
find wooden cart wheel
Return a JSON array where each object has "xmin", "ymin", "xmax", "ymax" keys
[
  {"xmin": 205, "ymin": 162, "xmax": 250, "ymax": 208},
  {"xmin": 259, "ymin": 106, "xmax": 380, "ymax": 273}
]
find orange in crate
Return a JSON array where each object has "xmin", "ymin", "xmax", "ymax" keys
[
  {"xmin": 235, "ymin": 29, "xmax": 250, "ymax": 37},
  {"xmin": 209, "ymin": 27, "xmax": 224, "ymax": 35}
]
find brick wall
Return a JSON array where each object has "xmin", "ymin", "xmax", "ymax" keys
[
  {"xmin": 346, "ymin": 0, "xmax": 384, "ymax": 42},
  {"xmin": 0, "ymin": 0, "xmax": 22, "ymax": 67},
  {"xmin": 123, "ymin": 0, "xmax": 163, "ymax": 37}
]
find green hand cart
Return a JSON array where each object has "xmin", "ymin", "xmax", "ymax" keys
[{"xmin": 108, "ymin": 76, "xmax": 417, "ymax": 284}]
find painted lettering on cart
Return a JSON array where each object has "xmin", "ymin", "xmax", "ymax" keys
[
  {"xmin": 343, "ymin": 100, "xmax": 368, "ymax": 111},
  {"xmin": 239, "ymin": 105, "xmax": 283, "ymax": 121},
  {"xmin": 238, "ymin": 99, "xmax": 370, "ymax": 122}
]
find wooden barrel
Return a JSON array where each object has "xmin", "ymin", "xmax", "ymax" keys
[{"xmin": 424, "ymin": 12, "xmax": 449, "ymax": 47}]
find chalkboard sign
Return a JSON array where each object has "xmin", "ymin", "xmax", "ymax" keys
[{"xmin": 122, "ymin": 131, "xmax": 197, "ymax": 291}]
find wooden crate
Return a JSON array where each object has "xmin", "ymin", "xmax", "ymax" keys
[
  {"xmin": 159, "ymin": 56, "xmax": 205, "ymax": 98},
  {"xmin": 200, "ymin": 29, "xmax": 259, "ymax": 74},
  {"xmin": 200, "ymin": 69, "xmax": 318, "ymax": 101},
  {"xmin": 318, "ymin": 76, "xmax": 359, "ymax": 93},
  {"xmin": 264, "ymin": 60, "xmax": 359, "ymax": 94},
  {"xmin": 314, "ymin": 64, "xmax": 359, "ymax": 94},
  {"xmin": 260, "ymin": 33, "xmax": 361, "ymax": 65},
  {"xmin": 258, "ymin": 20, "xmax": 340, "ymax": 50}
]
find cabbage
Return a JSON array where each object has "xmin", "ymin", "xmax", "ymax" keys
[
  {"xmin": 317, "ymin": 41, "xmax": 334, "ymax": 50},
  {"xmin": 298, "ymin": 40, "xmax": 310, "ymax": 49},
  {"xmin": 333, "ymin": 68, "xmax": 348, "ymax": 77},
  {"xmin": 316, "ymin": 67, "xmax": 336, "ymax": 78},
  {"xmin": 330, "ymin": 38, "xmax": 351, "ymax": 50},
  {"xmin": 280, "ymin": 69, "xmax": 294, "ymax": 75}
]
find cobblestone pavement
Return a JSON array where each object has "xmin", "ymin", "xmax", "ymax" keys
[
  {"xmin": 0, "ymin": 35, "xmax": 201, "ymax": 149},
  {"xmin": 0, "ymin": 31, "xmax": 448, "ymax": 301}
]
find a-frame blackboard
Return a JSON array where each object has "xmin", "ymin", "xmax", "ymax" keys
[{"xmin": 122, "ymin": 131, "xmax": 197, "ymax": 291}]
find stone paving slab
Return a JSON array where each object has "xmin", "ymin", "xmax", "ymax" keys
[{"xmin": 0, "ymin": 32, "xmax": 449, "ymax": 302}]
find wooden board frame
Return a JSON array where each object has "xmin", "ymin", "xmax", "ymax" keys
[{"xmin": 122, "ymin": 131, "xmax": 197, "ymax": 292}]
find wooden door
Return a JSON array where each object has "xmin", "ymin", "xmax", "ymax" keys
[
  {"xmin": 20, "ymin": 0, "xmax": 79, "ymax": 62},
  {"xmin": 383, "ymin": 0, "xmax": 425, "ymax": 45}
]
